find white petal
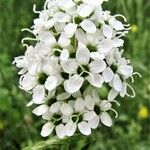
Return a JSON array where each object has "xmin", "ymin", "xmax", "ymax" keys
[
  {"xmin": 90, "ymin": 52, "xmax": 105, "ymax": 61},
  {"xmin": 32, "ymin": 85, "xmax": 45, "ymax": 104},
  {"xmin": 59, "ymin": 0, "xmax": 75, "ymax": 10},
  {"xmin": 64, "ymin": 75, "xmax": 84, "ymax": 94},
  {"xmin": 83, "ymin": 111, "xmax": 96, "ymax": 121},
  {"xmin": 72, "ymin": 91, "xmax": 82, "ymax": 98},
  {"xmin": 54, "ymin": 22, "xmax": 66, "ymax": 32},
  {"xmin": 99, "ymin": 39, "xmax": 114, "ymax": 53},
  {"xmin": 100, "ymin": 100, "xmax": 112, "ymax": 111},
  {"xmin": 83, "ymin": 0, "xmax": 103, "ymax": 6},
  {"xmin": 61, "ymin": 103, "xmax": 74, "ymax": 116},
  {"xmin": 42, "ymin": 110, "xmax": 51, "ymax": 120},
  {"xmin": 28, "ymin": 62, "xmax": 38, "ymax": 75},
  {"xmin": 42, "ymin": 60, "xmax": 54, "ymax": 75},
  {"xmin": 120, "ymin": 83, "xmax": 127, "ymax": 97},
  {"xmin": 58, "ymin": 34, "xmax": 71, "ymax": 48},
  {"xmin": 32, "ymin": 104, "xmax": 49, "ymax": 116},
  {"xmin": 89, "ymin": 60, "xmax": 106, "ymax": 73},
  {"xmin": 108, "ymin": 88, "xmax": 119, "ymax": 101},
  {"xmin": 113, "ymin": 38, "xmax": 124, "ymax": 47},
  {"xmin": 76, "ymin": 45, "xmax": 90, "ymax": 65},
  {"xmin": 78, "ymin": 121, "xmax": 91, "ymax": 135},
  {"xmin": 45, "ymin": 76, "xmax": 57, "ymax": 91},
  {"xmin": 55, "ymin": 124, "xmax": 66, "ymax": 139},
  {"xmin": 75, "ymin": 29, "xmax": 88, "ymax": 45},
  {"xmin": 113, "ymin": 74, "xmax": 123, "ymax": 92},
  {"xmin": 26, "ymin": 101, "xmax": 33, "ymax": 107},
  {"xmin": 87, "ymin": 74, "xmax": 104, "ymax": 88},
  {"xmin": 84, "ymin": 95, "xmax": 95, "ymax": 110},
  {"xmin": 74, "ymin": 98, "xmax": 85, "ymax": 112},
  {"xmin": 50, "ymin": 102, "xmax": 62, "ymax": 113},
  {"xmin": 88, "ymin": 115, "xmax": 100, "ymax": 129},
  {"xmin": 102, "ymin": 67, "xmax": 114, "ymax": 83},
  {"xmin": 44, "ymin": 19, "xmax": 55, "ymax": 29},
  {"xmin": 65, "ymin": 121, "xmax": 77, "ymax": 136},
  {"xmin": 19, "ymin": 74, "xmax": 37, "ymax": 91},
  {"xmin": 61, "ymin": 59, "xmax": 78, "ymax": 74},
  {"xmin": 41, "ymin": 122, "xmax": 54, "ymax": 137},
  {"xmin": 103, "ymin": 25, "xmax": 113, "ymax": 38},
  {"xmin": 118, "ymin": 65, "xmax": 133, "ymax": 77},
  {"xmin": 114, "ymin": 21, "xmax": 124, "ymax": 30},
  {"xmin": 77, "ymin": 4, "xmax": 94, "ymax": 17},
  {"xmin": 57, "ymin": 92, "xmax": 71, "ymax": 100},
  {"xmin": 100, "ymin": 112, "xmax": 112, "ymax": 127},
  {"xmin": 80, "ymin": 19, "xmax": 96, "ymax": 33},
  {"xmin": 64, "ymin": 23, "xmax": 77, "ymax": 37},
  {"xmin": 60, "ymin": 49, "xmax": 69, "ymax": 62},
  {"xmin": 53, "ymin": 12, "xmax": 71, "ymax": 23},
  {"xmin": 38, "ymin": 31, "xmax": 56, "ymax": 45}
]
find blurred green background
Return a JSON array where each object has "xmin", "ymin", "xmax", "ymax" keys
[{"xmin": 0, "ymin": 0, "xmax": 150, "ymax": 149}]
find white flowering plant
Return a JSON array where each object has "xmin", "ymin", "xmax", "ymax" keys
[{"xmin": 13, "ymin": 0, "xmax": 141, "ymax": 139}]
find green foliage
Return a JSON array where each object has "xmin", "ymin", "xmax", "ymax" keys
[{"xmin": 0, "ymin": 0, "xmax": 150, "ymax": 150}]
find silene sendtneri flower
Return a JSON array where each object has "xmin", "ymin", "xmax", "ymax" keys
[{"xmin": 13, "ymin": 0, "xmax": 141, "ymax": 138}]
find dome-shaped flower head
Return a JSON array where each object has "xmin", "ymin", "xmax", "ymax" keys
[{"xmin": 13, "ymin": 0, "xmax": 141, "ymax": 139}]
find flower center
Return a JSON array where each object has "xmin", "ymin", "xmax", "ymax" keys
[
  {"xmin": 77, "ymin": 65, "xmax": 89, "ymax": 77},
  {"xmin": 105, "ymin": 20, "xmax": 109, "ymax": 25},
  {"xmin": 74, "ymin": 16, "xmax": 82, "ymax": 24},
  {"xmin": 47, "ymin": 98, "xmax": 57, "ymax": 107},
  {"xmin": 74, "ymin": 0, "xmax": 83, "ymax": 5},
  {"xmin": 111, "ymin": 64, "xmax": 118, "ymax": 73},
  {"xmin": 94, "ymin": 105, "xmax": 101, "ymax": 115},
  {"xmin": 55, "ymin": 33, "xmax": 61, "ymax": 41},
  {"xmin": 38, "ymin": 73, "xmax": 48, "ymax": 85},
  {"xmin": 70, "ymin": 52, "xmax": 76, "ymax": 58},
  {"xmin": 71, "ymin": 113, "xmax": 83, "ymax": 123},
  {"xmin": 61, "ymin": 72, "xmax": 69, "ymax": 79},
  {"xmin": 52, "ymin": 114, "xmax": 62, "ymax": 125},
  {"xmin": 87, "ymin": 44, "xmax": 97, "ymax": 52},
  {"xmin": 53, "ymin": 45, "xmax": 62, "ymax": 56}
]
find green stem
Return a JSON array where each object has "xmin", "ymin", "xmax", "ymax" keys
[{"xmin": 61, "ymin": 142, "xmax": 70, "ymax": 150}]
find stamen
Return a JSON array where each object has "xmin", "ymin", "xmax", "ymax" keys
[
  {"xmin": 114, "ymin": 14, "xmax": 127, "ymax": 22},
  {"xmin": 116, "ymin": 31, "xmax": 128, "ymax": 39},
  {"xmin": 130, "ymin": 72, "xmax": 142, "ymax": 83},
  {"xmin": 33, "ymin": 4, "xmax": 41, "ymax": 13},
  {"xmin": 44, "ymin": 0, "xmax": 49, "ymax": 10},
  {"xmin": 130, "ymin": 76, "xmax": 135, "ymax": 83},
  {"xmin": 126, "ymin": 83, "xmax": 136, "ymax": 98},
  {"xmin": 22, "ymin": 44, "xmax": 29, "ymax": 48},
  {"xmin": 123, "ymin": 24, "xmax": 130, "ymax": 27},
  {"xmin": 124, "ymin": 27, "xmax": 131, "ymax": 31},
  {"xmin": 110, "ymin": 108, "xmax": 118, "ymax": 118},
  {"xmin": 132, "ymin": 72, "xmax": 142, "ymax": 78},
  {"xmin": 71, "ymin": 115, "xmax": 79, "ymax": 124},
  {"xmin": 21, "ymin": 28, "xmax": 35, "ymax": 35},
  {"xmin": 110, "ymin": 100, "xmax": 120, "ymax": 106},
  {"xmin": 21, "ymin": 37, "xmax": 38, "ymax": 45}
]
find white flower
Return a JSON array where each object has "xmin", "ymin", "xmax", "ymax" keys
[
  {"xmin": 40, "ymin": 101, "xmax": 66, "ymax": 138},
  {"xmin": 84, "ymin": 95, "xmax": 113, "ymax": 127},
  {"xmin": 19, "ymin": 58, "xmax": 62, "ymax": 104},
  {"xmin": 109, "ymin": 16, "xmax": 125, "ymax": 31},
  {"xmin": 61, "ymin": 99, "xmax": 96, "ymax": 136},
  {"xmin": 75, "ymin": 29, "xmax": 105, "ymax": 60},
  {"xmin": 63, "ymin": 44, "xmax": 105, "ymax": 93},
  {"xmin": 64, "ymin": 16, "xmax": 97, "ymax": 38}
]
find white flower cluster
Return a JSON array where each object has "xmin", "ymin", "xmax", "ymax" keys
[{"xmin": 13, "ymin": 0, "xmax": 141, "ymax": 138}]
